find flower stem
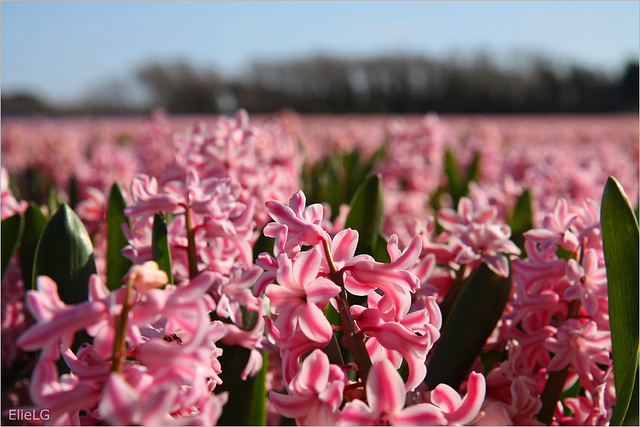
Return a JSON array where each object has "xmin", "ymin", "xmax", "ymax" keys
[
  {"xmin": 322, "ymin": 238, "xmax": 372, "ymax": 385},
  {"xmin": 536, "ymin": 298, "xmax": 582, "ymax": 424},
  {"xmin": 111, "ymin": 277, "xmax": 134, "ymax": 373},
  {"xmin": 184, "ymin": 200, "xmax": 199, "ymax": 280}
]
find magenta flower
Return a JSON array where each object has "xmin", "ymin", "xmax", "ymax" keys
[
  {"xmin": 270, "ymin": 349, "xmax": 346, "ymax": 426},
  {"xmin": 17, "ymin": 276, "xmax": 106, "ymax": 361},
  {"xmin": 545, "ymin": 319, "xmax": 611, "ymax": 383},
  {"xmin": 564, "ymin": 249, "xmax": 607, "ymax": 316},
  {"xmin": 524, "ymin": 198, "xmax": 580, "ymax": 252},
  {"xmin": 264, "ymin": 190, "xmax": 328, "ymax": 257},
  {"xmin": 338, "ymin": 359, "xmax": 485, "ymax": 426},
  {"xmin": 266, "ymin": 248, "xmax": 340, "ymax": 343}
]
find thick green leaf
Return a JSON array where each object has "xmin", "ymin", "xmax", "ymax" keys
[
  {"xmin": 33, "ymin": 204, "xmax": 96, "ymax": 304},
  {"xmin": 509, "ymin": 189, "xmax": 533, "ymax": 253},
  {"xmin": 248, "ymin": 351, "xmax": 269, "ymax": 426},
  {"xmin": 344, "ymin": 173, "xmax": 384, "ymax": 256},
  {"xmin": 623, "ymin": 365, "xmax": 639, "ymax": 425},
  {"xmin": 46, "ymin": 188, "xmax": 59, "ymax": 218},
  {"xmin": 215, "ymin": 345, "xmax": 262, "ymax": 425},
  {"xmin": 19, "ymin": 203, "xmax": 49, "ymax": 290},
  {"xmin": 106, "ymin": 183, "xmax": 133, "ymax": 291},
  {"xmin": 601, "ymin": 177, "xmax": 639, "ymax": 425},
  {"xmin": 426, "ymin": 260, "xmax": 512, "ymax": 390},
  {"xmin": 466, "ymin": 151, "xmax": 481, "ymax": 183},
  {"xmin": 2, "ymin": 214, "xmax": 24, "ymax": 281},
  {"xmin": 152, "ymin": 212, "xmax": 173, "ymax": 284},
  {"xmin": 444, "ymin": 149, "xmax": 464, "ymax": 207}
]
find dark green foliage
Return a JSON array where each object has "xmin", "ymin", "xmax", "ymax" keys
[
  {"xmin": 106, "ymin": 183, "xmax": 133, "ymax": 291},
  {"xmin": 426, "ymin": 260, "xmax": 512, "ymax": 390},
  {"xmin": 2, "ymin": 214, "xmax": 24, "ymax": 281},
  {"xmin": 152, "ymin": 213, "xmax": 174, "ymax": 284},
  {"xmin": 601, "ymin": 177, "xmax": 639, "ymax": 425},
  {"xmin": 32, "ymin": 204, "xmax": 96, "ymax": 305}
]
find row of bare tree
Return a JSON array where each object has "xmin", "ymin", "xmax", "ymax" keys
[{"xmin": 4, "ymin": 54, "xmax": 638, "ymax": 114}]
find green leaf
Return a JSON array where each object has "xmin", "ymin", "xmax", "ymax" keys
[
  {"xmin": 509, "ymin": 189, "xmax": 533, "ymax": 253},
  {"xmin": 2, "ymin": 214, "xmax": 24, "ymax": 281},
  {"xmin": 601, "ymin": 177, "xmax": 639, "ymax": 425},
  {"xmin": 46, "ymin": 187, "xmax": 59, "ymax": 218},
  {"xmin": 344, "ymin": 173, "xmax": 384, "ymax": 256},
  {"xmin": 623, "ymin": 365, "xmax": 639, "ymax": 425},
  {"xmin": 19, "ymin": 203, "xmax": 49, "ymax": 290},
  {"xmin": 248, "ymin": 351, "xmax": 269, "ymax": 426},
  {"xmin": 215, "ymin": 345, "xmax": 264, "ymax": 425},
  {"xmin": 466, "ymin": 151, "xmax": 481, "ymax": 183},
  {"xmin": 444, "ymin": 149, "xmax": 463, "ymax": 207},
  {"xmin": 152, "ymin": 212, "xmax": 173, "ymax": 284},
  {"xmin": 33, "ymin": 204, "xmax": 96, "ymax": 304},
  {"xmin": 106, "ymin": 183, "xmax": 133, "ymax": 291},
  {"xmin": 426, "ymin": 260, "xmax": 512, "ymax": 390}
]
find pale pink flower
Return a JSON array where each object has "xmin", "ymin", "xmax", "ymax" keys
[
  {"xmin": 338, "ymin": 359, "xmax": 486, "ymax": 426},
  {"xmin": 17, "ymin": 276, "xmax": 107, "ymax": 361},
  {"xmin": 125, "ymin": 261, "xmax": 169, "ymax": 294},
  {"xmin": 564, "ymin": 249, "xmax": 607, "ymax": 316},
  {"xmin": 270, "ymin": 349, "xmax": 346, "ymax": 426},
  {"xmin": 524, "ymin": 199, "xmax": 580, "ymax": 252},
  {"xmin": 266, "ymin": 248, "xmax": 340, "ymax": 343},
  {"xmin": 545, "ymin": 319, "xmax": 611, "ymax": 383},
  {"xmin": 264, "ymin": 190, "xmax": 328, "ymax": 257}
]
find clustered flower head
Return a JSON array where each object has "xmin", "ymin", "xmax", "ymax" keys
[{"xmin": 257, "ymin": 191, "xmax": 487, "ymax": 425}]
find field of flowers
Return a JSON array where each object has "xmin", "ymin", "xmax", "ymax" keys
[{"xmin": 1, "ymin": 110, "xmax": 638, "ymax": 426}]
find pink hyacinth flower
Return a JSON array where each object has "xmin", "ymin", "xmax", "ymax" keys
[
  {"xmin": 545, "ymin": 319, "xmax": 611, "ymax": 383},
  {"xmin": 564, "ymin": 249, "xmax": 607, "ymax": 316},
  {"xmin": 124, "ymin": 261, "xmax": 169, "ymax": 294},
  {"xmin": 269, "ymin": 349, "xmax": 346, "ymax": 426},
  {"xmin": 265, "ymin": 248, "xmax": 341, "ymax": 343},
  {"xmin": 264, "ymin": 190, "xmax": 328, "ymax": 257},
  {"xmin": 338, "ymin": 359, "xmax": 447, "ymax": 426},
  {"xmin": 17, "ymin": 276, "xmax": 106, "ymax": 360},
  {"xmin": 524, "ymin": 198, "xmax": 580, "ymax": 252}
]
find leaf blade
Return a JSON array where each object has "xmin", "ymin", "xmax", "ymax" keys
[
  {"xmin": 601, "ymin": 176, "xmax": 639, "ymax": 425},
  {"xmin": 152, "ymin": 212, "xmax": 173, "ymax": 284},
  {"xmin": 1, "ymin": 213, "xmax": 24, "ymax": 281},
  {"xmin": 426, "ymin": 260, "xmax": 512, "ymax": 390},
  {"xmin": 106, "ymin": 183, "xmax": 133, "ymax": 291},
  {"xmin": 19, "ymin": 203, "xmax": 49, "ymax": 290},
  {"xmin": 344, "ymin": 173, "xmax": 384, "ymax": 256},
  {"xmin": 32, "ymin": 204, "xmax": 96, "ymax": 305}
]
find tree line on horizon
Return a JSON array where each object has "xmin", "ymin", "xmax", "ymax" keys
[{"xmin": 3, "ymin": 53, "xmax": 638, "ymax": 115}]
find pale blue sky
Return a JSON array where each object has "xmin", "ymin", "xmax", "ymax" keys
[{"xmin": 2, "ymin": 1, "xmax": 638, "ymax": 103}]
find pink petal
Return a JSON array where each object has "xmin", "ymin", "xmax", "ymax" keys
[
  {"xmin": 483, "ymin": 254, "xmax": 509, "ymax": 278},
  {"xmin": 98, "ymin": 372, "xmax": 140, "ymax": 425},
  {"xmin": 431, "ymin": 383, "xmax": 462, "ymax": 413},
  {"xmin": 331, "ymin": 229, "xmax": 359, "ymax": 264},
  {"xmin": 395, "ymin": 404, "xmax": 447, "ymax": 426},
  {"xmin": 293, "ymin": 248, "xmax": 321, "ymax": 288},
  {"xmin": 299, "ymin": 303, "xmax": 333, "ymax": 343},
  {"xmin": 366, "ymin": 359, "xmax": 406, "ymax": 416},
  {"xmin": 269, "ymin": 391, "xmax": 315, "ymax": 419},
  {"xmin": 338, "ymin": 400, "xmax": 377, "ymax": 426},
  {"xmin": 443, "ymin": 372, "xmax": 486, "ymax": 425},
  {"xmin": 305, "ymin": 278, "xmax": 341, "ymax": 304},
  {"xmin": 293, "ymin": 349, "xmax": 330, "ymax": 394}
]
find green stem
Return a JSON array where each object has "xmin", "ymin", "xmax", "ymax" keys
[
  {"xmin": 184, "ymin": 200, "xmax": 199, "ymax": 280},
  {"xmin": 322, "ymin": 239, "xmax": 372, "ymax": 385},
  {"xmin": 536, "ymin": 298, "xmax": 582, "ymax": 424},
  {"xmin": 111, "ymin": 278, "xmax": 134, "ymax": 373}
]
